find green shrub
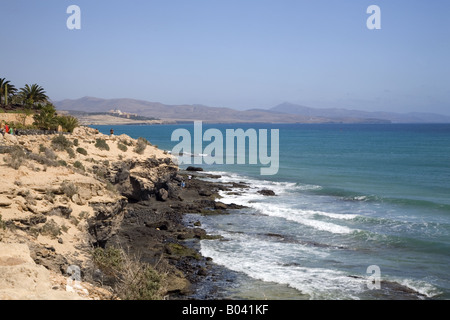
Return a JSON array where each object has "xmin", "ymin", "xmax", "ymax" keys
[
  {"xmin": 95, "ymin": 139, "xmax": 110, "ymax": 151},
  {"xmin": 95, "ymin": 166, "xmax": 108, "ymax": 179},
  {"xmin": 78, "ymin": 211, "xmax": 89, "ymax": 220},
  {"xmin": 40, "ymin": 220, "xmax": 62, "ymax": 239},
  {"xmin": 66, "ymin": 147, "xmax": 75, "ymax": 159},
  {"xmin": 73, "ymin": 139, "xmax": 79, "ymax": 147},
  {"xmin": 92, "ymin": 247, "xmax": 124, "ymax": 277},
  {"xmin": 3, "ymin": 146, "xmax": 26, "ymax": 169},
  {"xmin": 134, "ymin": 137, "xmax": 149, "ymax": 155},
  {"xmin": 73, "ymin": 161, "xmax": 85, "ymax": 171},
  {"xmin": 92, "ymin": 246, "xmax": 166, "ymax": 300},
  {"xmin": 119, "ymin": 264, "xmax": 165, "ymax": 300},
  {"xmin": 61, "ymin": 181, "xmax": 78, "ymax": 197},
  {"xmin": 117, "ymin": 142, "xmax": 128, "ymax": 152},
  {"xmin": 44, "ymin": 148, "xmax": 57, "ymax": 160},
  {"xmin": 0, "ymin": 214, "xmax": 6, "ymax": 230},
  {"xmin": 76, "ymin": 147, "xmax": 88, "ymax": 156},
  {"xmin": 28, "ymin": 150, "xmax": 59, "ymax": 167},
  {"xmin": 52, "ymin": 134, "xmax": 72, "ymax": 151},
  {"xmin": 120, "ymin": 139, "xmax": 133, "ymax": 146}
]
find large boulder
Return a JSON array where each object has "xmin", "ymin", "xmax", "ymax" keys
[
  {"xmin": 186, "ymin": 166, "xmax": 203, "ymax": 172},
  {"xmin": 198, "ymin": 189, "xmax": 212, "ymax": 197},
  {"xmin": 257, "ymin": 189, "xmax": 276, "ymax": 196},
  {"xmin": 157, "ymin": 188, "xmax": 169, "ymax": 201},
  {"xmin": 214, "ymin": 202, "xmax": 228, "ymax": 210}
]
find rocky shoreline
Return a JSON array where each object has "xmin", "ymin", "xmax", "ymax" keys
[
  {"xmin": 1, "ymin": 127, "xmax": 430, "ymax": 300},
  {"xmin": 105, "ymin": 168, "xmax": 248, "ymax": 299},
  {"xmin": 0, "ymin": 127, "xmax": 248, "ymax": 299}
]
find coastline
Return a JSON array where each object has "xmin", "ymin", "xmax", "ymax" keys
[
  {"xmin": 178, "ymin": 168, "xmax": 443, "ymax": 300},
  {"xmin": 106, "ymin": 168, "xmax": 249, "ymax": 299},
  {"xmin": 0, "ymin": 124, "xmax": 446, "ymax": 300},
  {"xmin": 0, "ymin": 126, "xmax": 246, "ymax": 299}
]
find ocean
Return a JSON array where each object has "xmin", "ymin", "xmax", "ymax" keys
[{"xmin": 95, "ymin": 123, "xmax": 450, "ymax": 300}]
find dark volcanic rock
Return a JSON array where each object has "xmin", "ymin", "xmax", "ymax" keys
[
  {"xmin": 157, "ymin": 188, "xmax": 169, "ymax": 201},
  {"xmin": 186, "ymin": 166, "xmax": 204, "ymax": 172},
  {"xmin": 88, "ymin": 198, "xmax": 127, "ymax": 248},
  {"xmin": 214, "ymin": 202, "xmax": 228, "ymax": 210},
  {"xmin": 257, "ymin": 189, "xmax": 276, "ymax": 196},
  {"xmin": 102, "ymin": 160, "xmax": 251, "ymax": 298},
  {"xmin": 198, "ymin": 189, "xmax": 213, "ymax": 197}
]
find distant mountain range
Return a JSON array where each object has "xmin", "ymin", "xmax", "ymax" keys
[
  {"xmin": 270, "ymin": 102, "xmax": 450, "ymax": 124},
  {"xmin": 54, "ymin": 97, "xmax": 450, "ymax": 124}
]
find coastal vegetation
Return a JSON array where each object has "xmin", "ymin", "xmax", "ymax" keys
[
  {"xmin": 117, "ymin": 142, "xmax": 128, "ymax": 152},
  {"xmin": 95, "ymin": 138, "xmax": 110, "ymax": 151},
  {"xmin": 92, "ymin": 246, "xmax": 167, "ymax": 300},
  {"xmin": 76, "ymin": 147, "xmax": 88, "ymax": 155},
  {"xmin": 0, "ymin": 77, "xmax": 79, "ymax": 133},
  {"xmin": 0, "ymin": 214, "xmax": 6, "ymax": 230},
  {"xmin": 134, "ymin": 137, "xmax": 150, "ymax": 154},
  {"xmin": 51, "ymin": 134, "xmax": 73, "ymax": 151}
]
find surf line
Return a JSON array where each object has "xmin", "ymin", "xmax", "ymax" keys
[{"xmin": 171, "ymin": 121, "xmax": 279, "ymax": 175}]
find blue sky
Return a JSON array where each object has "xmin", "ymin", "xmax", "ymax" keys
[{"xmin": 1, "ymin": 0, "xmax": 450, "ymax": 115}]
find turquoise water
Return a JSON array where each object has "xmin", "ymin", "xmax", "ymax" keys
[{"xmin": 96, "ymin": 123, "xmax": 450, "ymax": 299}]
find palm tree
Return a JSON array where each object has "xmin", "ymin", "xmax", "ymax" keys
[
  {"xmin": 0, "ymin": 78, "xmax": 8, "ymax": 104},
  {"xmin": 33, "ymin": 103, "xmax": 59, "ymax": 130},
  {"xmin": 19, "ymin": 84, "xmax": 49, "ymax": 107},
  {"xmin": 58, "ymin": 115, "xmax": 79, "ymax": 133},
  {"xmin": 0, "ymin": 78, "xmax": 17, "ymax": 105}
]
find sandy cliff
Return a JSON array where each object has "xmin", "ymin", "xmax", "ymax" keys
[{"xmin": 0, "ymin": 126, "xmax": 177, "ymax": 299}]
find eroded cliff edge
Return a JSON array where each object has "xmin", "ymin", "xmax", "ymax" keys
[{"xmin": 0, "ymin": 126, "xmax": 228, "ymax": 299}]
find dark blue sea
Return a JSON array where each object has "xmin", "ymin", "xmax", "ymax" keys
[{"xmin": 96, "ymin": 123, "xmax": 450, "ymax": 300}]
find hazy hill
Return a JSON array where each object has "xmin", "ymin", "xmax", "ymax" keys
[
  {"xmin": 271, "ymin": 102, "xmax": 450, "ymax": 123},
  {"xmin": 55, "ymin": 97, "xmax": 330, "ymax": 123},
  {"xmin": 54, "ymin": 97, "xmax": 450, "ymax": 124}
]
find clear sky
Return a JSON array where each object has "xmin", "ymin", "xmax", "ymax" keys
[{"xmin": 1, "ymin": 0, "xmax": 450, "ymax": 115}]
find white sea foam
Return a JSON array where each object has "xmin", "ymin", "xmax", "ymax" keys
[
  {"xmin": 204, "ymin": 170, "xmax": 321, "ymax": 194},
  {"xmin": 200, "ymin": 238, "xmax": 365, "ymax": 300},
  {"xmin": 217, "ymin": 184, "xmax": 358, "ymax": 235},
  {"xmin": 310, "ymin": 211, "xmax": 359, "ymax": 220},
  {"xmin": 397, "ymin": 278, "xmax": 442, "ymax": 298},
  {"xmin": 200, "ymin": 224, "xmax": 441, "ymax": 300},
  {"xmin": 249, "ymin": 205, "xmax": 355, "ymax": 235},
  {"xmin": 198, "ymin": 170, "xmax": 442, "ymax": 299}
]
